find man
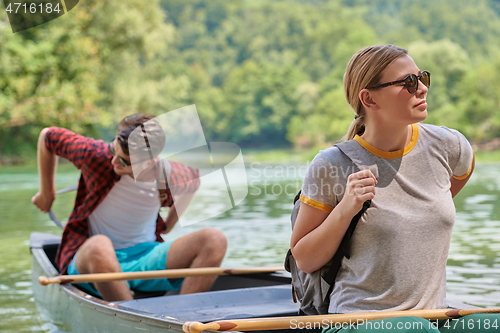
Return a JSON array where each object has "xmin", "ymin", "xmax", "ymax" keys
[{"xmin": 32, "ymin": 114, "xmax": 227, "ymax": 301}]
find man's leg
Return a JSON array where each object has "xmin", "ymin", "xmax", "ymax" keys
[
  {"xmin": 166, "ymin": 228, "xmax": 227, "ymax": 294},
  {"xmin": 75, "ymin": 234, "xmax": 133, "ymax": 301}
]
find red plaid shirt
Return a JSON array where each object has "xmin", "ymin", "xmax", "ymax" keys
[{"xmin": 45, "ymin": 127, "xmax": 200, "ymax": 274}]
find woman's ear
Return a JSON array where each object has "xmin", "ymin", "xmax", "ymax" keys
[{"xmin": 359, "ymin": 89, "xmax": 379, "ymax": 111}]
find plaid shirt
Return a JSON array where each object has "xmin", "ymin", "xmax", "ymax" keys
[{"xmin": 45, "ymin": 127, "xmax": 200, "ymax": 274}]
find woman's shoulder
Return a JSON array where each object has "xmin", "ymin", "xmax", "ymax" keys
[
  {"xmin": 417, "ymin": 123, "xmax": 473, "ymax": 170},
  {"xmin": 311, "ymin": 144, "xmax": 353, "ymax": 167},
  {"xmin": 418, "ymin": 123, "xmax": 460, "ymax": 137},
  {"xmin": 417, "ymin": 123, "xmax": 468, "ymax": 144},
  {"xmin": 305, "ymin": 144, "xmax": 359, "ymax": 183}
]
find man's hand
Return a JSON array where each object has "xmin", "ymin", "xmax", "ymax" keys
[
  {"xmin": 32, "ymin": 191, "xmax": 55, "ymax": 213},
  {"xmin": 163, "ymin": 204, "xmax": 179, "ymax": 234}
]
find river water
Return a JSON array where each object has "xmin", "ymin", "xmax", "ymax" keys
[{"xmin": 0, "ymin": 162, "xmax": 499, "ymax": 332}]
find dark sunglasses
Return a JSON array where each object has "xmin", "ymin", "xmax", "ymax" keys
[
  {"xmin": 109, "ymin": 141, "xmax": 132, "ymax": 167},
  {"xmin": 366, "ymin": 71, "xmax": 431, "ymax": 94}
]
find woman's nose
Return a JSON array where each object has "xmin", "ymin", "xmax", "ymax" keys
[{"xmin": 417, "ymin": 79, "xmax": 428, "ymax": 95}]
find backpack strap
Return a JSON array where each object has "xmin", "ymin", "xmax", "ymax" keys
[
  {"xmin": 293, "ymin": 190, "xmax": 302, "ymax": 204},
  {"xmin": 321, "ymin": 141, "xmax": 373, "ymax": 301},
  {"xmin": 322, "ymin": 199, "xmax": 370, "ymax": 301}
]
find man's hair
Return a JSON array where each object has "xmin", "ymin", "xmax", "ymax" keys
[{"xmin": 116, "ymin": 114, "xmax": 166, "ymax": 158}]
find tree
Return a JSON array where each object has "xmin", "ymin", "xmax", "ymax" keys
[
  {"xmin": 0, "ymin": 0, "xmax": 174, "ymax": 159},
  {"xmin": 408, "ymin": 40, "xmax": 470, "ymax": 133}
]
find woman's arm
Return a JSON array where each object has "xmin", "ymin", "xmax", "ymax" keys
[
  {"xmin": 290, "ymin": 170, "xmax": 377, "ymax": 273},
  {"xmin": 450, "ymin": 153, "xmax": 475, "ymax": 198}
]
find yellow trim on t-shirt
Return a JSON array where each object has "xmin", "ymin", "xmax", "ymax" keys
[
  {"xmin": 452, "ymin": 151, "xmax": 475, "ymax": 180},
  {"xmin": 353, "ymin": 123, "xmax": 419, "ymax": 159},
  {"xmin": 299, "ymin": 195, "xmax": 334, "ymax": 213}
]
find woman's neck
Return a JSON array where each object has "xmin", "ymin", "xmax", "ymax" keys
[{"xmin": 360, "ymin": 123, "xmax": 413, "ymax": 152}]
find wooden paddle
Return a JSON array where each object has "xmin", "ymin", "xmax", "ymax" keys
[
  {"xmin": 38, "ymin": 265, "xmax": 284, "ymax": 286},
  {"xmin": 48, "ymin": 184, "xmax": 78, "ymax": 229},
  {"xmin": 183, "ymin": 307, "xmax": 500, "ymax": 333}
]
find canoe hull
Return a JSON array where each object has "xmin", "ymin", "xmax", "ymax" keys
[
  {"xmin": 31, "ymin": 232, "xmax": 299, "ymax": 333},
  {"xmin": 32, "ymin": 232, "xmax": 478, "ymax": 333},
  {"xmin": 31, "ymin": 233, "xmax": 188, "ymax": 333}
]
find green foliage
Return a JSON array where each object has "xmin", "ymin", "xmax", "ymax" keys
[
  {"xmin": 158, "ymin": 0, "xmax": 378, "ymax": 147},
  {"xmin": 347, "ymin": 0, "xmax": 500, "ymax": 60},
  {"xmin": 454, "ymin": 59, "xmax": 500, "ymax": 141},
  {"xmin": 221, "ymin": 60, "xmax": 306, "ymax": 146},
  {"xmin": 408, "ymin": 40, "xmax": 470, "ymax": 129},
  {"xmin": 2, "ymin": 0, "xmax": 500, "ymax": 162},
  {"xmin": 0, "ymin": 0, "xmax": 173, "ymax": 159}
]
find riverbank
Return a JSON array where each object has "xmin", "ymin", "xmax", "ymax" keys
[
  {"xmin": 241, "ymin": 148, "xmax": 318, "ymax": 163},
  {"xmin": 0, "ymin": 148, "xmax": 498, "ymax": 170}
]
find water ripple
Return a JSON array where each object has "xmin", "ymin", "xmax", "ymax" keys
[{"xmin": 1, "ymin": 163, "xmax": 500, "ymax": 332}]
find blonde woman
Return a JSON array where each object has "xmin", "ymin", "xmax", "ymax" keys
[{"xmin": 290, "ymin": 45, "xmax": 495, "ymax": 332}]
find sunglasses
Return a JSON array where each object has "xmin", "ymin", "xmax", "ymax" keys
[
  {"xmin": 109, "ymin": 141, "xmax": 132, "ymax": 167},
  {"xmin": 366, "ymin": 71, "xmax": 431, "ymax": 94}
]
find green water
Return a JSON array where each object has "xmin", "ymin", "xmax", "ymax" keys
[{"xmin": 0, "ymin": 163, "xmax": 499, "ymax": 332}]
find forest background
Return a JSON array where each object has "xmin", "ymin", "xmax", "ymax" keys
[{"xmin": 2, "ymin": 0, "xmax": 500, "ymax": 164}]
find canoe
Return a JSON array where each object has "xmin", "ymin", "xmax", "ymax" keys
[
  {"xmin": 30, "ymin": 232, "xmax": 301, "ymax": 333},
  {"xmin": 31, "ymin": 232, "xmax": 484, "ymax": 333}
]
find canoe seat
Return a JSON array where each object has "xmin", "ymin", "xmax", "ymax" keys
[{"xmin": 117, "ymin": 284, "xmax": 299, "ymax": 322}]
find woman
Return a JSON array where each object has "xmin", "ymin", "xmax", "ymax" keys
[{"xmin": 289, "ymin": 45, "xmax": 495, "ymax": 332}]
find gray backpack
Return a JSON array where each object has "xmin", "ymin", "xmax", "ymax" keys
[{"xmin": 284, "ymin": 143, "xmax": 371, "ymax": 315}]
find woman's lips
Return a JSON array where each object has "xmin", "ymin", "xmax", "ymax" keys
[{"xmin": 414, "ymin": 100, "xmax": 427, "ymax": 108}]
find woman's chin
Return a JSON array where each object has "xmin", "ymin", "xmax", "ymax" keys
[{"xmin": 414, "ymin": 109, "xmax": 428, "ymax": 122}]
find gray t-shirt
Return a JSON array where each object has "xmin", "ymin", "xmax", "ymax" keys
[{"xmin": 300, "ymin": 123, "xmax": 473, "ymax": 313}]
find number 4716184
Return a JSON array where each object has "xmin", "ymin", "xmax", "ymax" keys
[
  {"xmin": 442, "ymin": 319, "xmax": 499, "ymax": 330},
  {"xmin": 5, "ymin": 2, "xmax": 61, "ymax": 14}
]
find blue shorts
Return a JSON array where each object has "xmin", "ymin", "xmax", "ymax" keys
[{"xmin": 67, "ymin": 240, "xmax": 183, "ymax": 296}]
